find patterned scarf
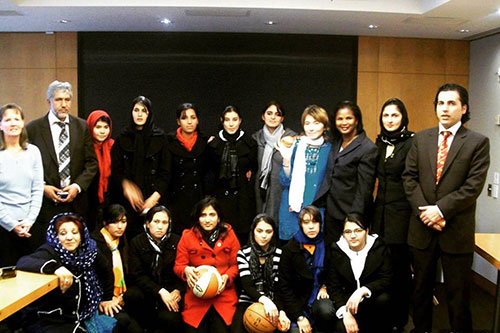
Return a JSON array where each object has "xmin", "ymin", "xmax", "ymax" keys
[
  {"xmin": 248, "ymin": 239, "xmax": 277, "ymax": 300},
  {"xmin": 100, "ymin": 227, "xmax": 126, "ymax": 297},
  {"xmin": 46, "ymin": 212, "xmax": 102, "ymax": 321},
  {"xmin": 144, "ymin": 223, "xmax": 170, "ymax": 282}
]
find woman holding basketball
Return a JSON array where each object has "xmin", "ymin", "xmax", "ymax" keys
[
  {"xmin": 232, "ymin": 213, "xmax": 291, "ymax": 332},
  {"xmin": 278, "ymin": 205, "xmax": 336, "ymax": 333},
  {"xmin": 174, "ymin": 197, "xmax": 240, "ymax": 332},
  {"xmin": 128, "ymin": 205, "xmax": 184, "ymax": 332}
]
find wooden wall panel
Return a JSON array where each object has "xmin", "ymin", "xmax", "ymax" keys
[
  {"xmin": 358, "ymin": 36, "xmax": 469, "ymax": 140},
  {"xmin": 0, "ymin": 33, "xmax": 55, "ymax": 69},
  {"xmin": 378, "ymin": 38, "xmax": 445, "ymax": 74},
  {"xmin": 0, "ymin": 32, "xmax": 78, "ymax": 120}
]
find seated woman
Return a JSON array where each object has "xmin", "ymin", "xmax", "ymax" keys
[
  {"xmin": 91, "ymin": 204, "xmax": 142, "ymax": 332},
  {"xmin": 232, "ymin": 214, "xmax": 291, "ymax": 333},
  {"xmin": 325, "ymin": 213, "xmax": 393, "ymax": 333},
  {"xmin": 278, "ymin": 205, "xmax": 335, "ymax": 333},
  {"xmin": 16, "ymin": 212, "xmax": 116, "ymax": 333},
  {"xmin": 128, "ymin": 205, "xmax": 184, "ymax": 332},
  {"xmin": 174, "ymin": 197, "xmax": 240, "ymax": 332}
]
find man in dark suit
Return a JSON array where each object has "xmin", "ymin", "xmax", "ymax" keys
[
  {"xmin": 27, "ymin": 80, "xmax": 97, "ymax": 248},
  {"xmin": 403, "ymin": 83, "xmax": 490, "ymax": 333}
]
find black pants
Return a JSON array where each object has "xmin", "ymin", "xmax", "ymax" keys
[
  {"xmin": 334, "ymin": 292, "xmax": 392, "ymax": 333},
  {"xmin": 388, "ymin": 243, "xmax": 411, "ymax": 329},
  {"xmin": 411, "ymin": 239, "xmax": 473, "ymax": 333},
  {"xmin": 289, "ymin": 299, "xmax": 336, "ymax": 333},
  {"xmin": 185, "ymin": 306, "xmax": 230, "ymax": 333},
  {"xmin": 231, "ymin": 302, "xmax": 250, "ymax": 333}
]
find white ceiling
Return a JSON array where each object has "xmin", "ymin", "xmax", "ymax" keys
[{"xmin": 1, "ymin": 0, "xmax": 499, "ymax": 40}]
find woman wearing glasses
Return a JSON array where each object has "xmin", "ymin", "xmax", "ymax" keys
[{"xmin": 325, "ymin": 213, "xmax": 393, "ymax": 333}]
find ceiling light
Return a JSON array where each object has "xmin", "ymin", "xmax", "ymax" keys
[
  {"xmin": 368, "ymin": 24, "xmax": 378, "ymax": 29},
  {"xmin": 58, "ymin": 19, "xmax": 70, "ymax": 24},
  {"xmin": 458, "ymin": 29, "xmax": 470, "ymax": 33},
  {"xmin": 265, "ymin": 21, "xmax": 277, "ymax": 25},
  {"xmin": 160, "ymin": 18, "xmax": 171, "ymax": 25}
]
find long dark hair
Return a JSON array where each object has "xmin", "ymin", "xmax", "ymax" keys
[
  {"xmin": 191, "ymin": 197, "xmax": 224, "ymax": 226},
  {"xmin": 248, "ymin": 213, "xmax": 278, "ymax": 248}
]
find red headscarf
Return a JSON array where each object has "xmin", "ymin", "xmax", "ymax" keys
[{"xmin": 87, "ymin": 110, "xmax": 114, "ymax": 204}]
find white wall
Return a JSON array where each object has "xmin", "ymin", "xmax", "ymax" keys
[{"xmin": 469, "ymin": 32, "xmax": 500, "ymax": 284}]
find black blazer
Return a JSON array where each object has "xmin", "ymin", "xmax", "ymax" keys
[
  {"xmin": 315, "ymin": 131, "xmax": 378, "ymax": 221},
  {"xmin": 403, "ymin": 126, "xmax": 490, "ymax": 253},
  {"xmin": 372, "ymin": 136, "xmax": 413, "ymax": 244},
  {"xmin": 128, "ymin": 232, "xmax": 185, "ymax": 298},
  {"xmin": 325, "ymin": 236, "xmax": 393, "ymax": 309},
  {"xmin": 277, "ymin": 238, "xmax": 325, "ymax": 322}
]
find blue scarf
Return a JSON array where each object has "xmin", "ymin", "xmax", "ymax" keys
[
  {"xmin": 293, "ymin": 228, "xmax": 325, "ymax": 310},
  {"xmin": 46, "ymin": 212, "xmax": 103, "ymax": 321}
]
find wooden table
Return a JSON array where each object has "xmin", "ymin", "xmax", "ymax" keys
[
  {"xmin": 475, "ymin": 233, "xmax": 500, "ymax": 333},
  {"xmin": 0, "ymin": 270, "xmax": 58, "ymax": 321}
]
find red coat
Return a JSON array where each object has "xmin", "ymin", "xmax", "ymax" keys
[{"xmin": 174, "ymin": 224, "xmax": 240, "ymax": 328}]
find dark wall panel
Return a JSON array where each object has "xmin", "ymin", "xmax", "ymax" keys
[{"xmin": 78, "ymin": 32, "xmax": 357, "ymax": 136}]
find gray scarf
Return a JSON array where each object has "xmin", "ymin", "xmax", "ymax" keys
[{"xmin": 260, "ymin": 124, "xmax": 284, "ymax": 189}]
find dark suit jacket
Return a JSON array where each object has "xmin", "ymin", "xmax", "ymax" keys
[
  {"xmin": 26, "ymin": 113, "xmax": 98, "ymax": 216},
  {"xmin": 315, "ymin": 131, "xmax": 378, "ymax": 221},
  {"xmin": 402, "ymin": 125, "xmax": 489, "ymax": 254}
]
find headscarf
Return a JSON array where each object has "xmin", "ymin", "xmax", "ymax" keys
[
  {"xmin": 294, "ymin": 222, "xmax": 325, "ymax": 310},
  {"xmin": 219, "ymin": 129, "xmax": 244, "ymax": 189},
  {"xmin": 46, "ymin": 212, "xmax": 102, "ymax": 321},
  {"xmin": 100, "ymin": 227, "xmax": 126, "ymax": 297},
  {"xmin": 377, "ymin": 101, "xmax": 413, "ymax": 145},
  {"xmin": 87, "ymin": 110, "xmax": 114, "ymax": 203},
  {"xmin": 248, "ymin": 232, "xmax": 278, "ymax": 300},
  {"xmin": 259, "ymin": 123, "xmax": 284, "ymax": 190}
]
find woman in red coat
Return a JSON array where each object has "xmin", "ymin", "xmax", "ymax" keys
[{"xmin": 174, "ymin": 196, "xmax": 240, "ymax": 332}]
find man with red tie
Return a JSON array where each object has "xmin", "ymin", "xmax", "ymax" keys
[{"xmin": 403, "ymin": 83, "xmax": 490, "ymax": 333}]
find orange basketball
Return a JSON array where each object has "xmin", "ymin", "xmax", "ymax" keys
[
  {"xmin": 192, "ymin": 265, "xmax": 222, "ymax": 299},
  {"xmin": 243, "ymin": 302, "xmax": 276, "ymax": 333}
]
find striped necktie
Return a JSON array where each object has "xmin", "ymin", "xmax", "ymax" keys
[
  {"xmin": 436, "ymin": 130, "xmax": 451, "ymax": 184},
  {"xmin": 57, "ymin": 122, "xmax": 71, "ymax": 188}
]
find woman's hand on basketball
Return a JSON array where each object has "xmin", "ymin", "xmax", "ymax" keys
[
  {"xmin": 218, "ymin": 274, "xmax": 229, "ymax": 294},
  {"xmin": 259, "ymin": 296, "xmax": 279, "ymax": 325},
  {"xmin": 297, "ymin": 316, "xmax": 312, "ymax": 333},
  {"xmin": 159, "ymin": 288, "xmax": 180, "ymax": 312},
  {"xmin": 185, "ymin": 266, "xmax": 198, "ymax": 289},
  {"xmin": 343, "ymin": 311, "xmax": 359, "ymax": 333},
  {"xmin": 278, "ymin": 311, "xmax": 291, "ymax": 332}
]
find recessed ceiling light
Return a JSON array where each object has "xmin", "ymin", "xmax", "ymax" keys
[
  {"xmin": 265, "ymin": 21, "xmax": 277, "ymax": 25},
  {"xmin": 458, "ymin": 29, "xmax": 470, "ymax": 33},
  {"xmin": 160, "ymin": 18, "xmax": 171, "ymax": 25},
  {"xmin": 58, "ymin": 19, "xmax": 70, "ymax": 24},
  {"xmin": 368, "ymin": 24, "xmax": 378, "ymax": 29}
]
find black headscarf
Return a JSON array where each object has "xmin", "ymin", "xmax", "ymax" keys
[{"xmin": 377, "ymin": 98, "xmax": 414, "ymax": 145}]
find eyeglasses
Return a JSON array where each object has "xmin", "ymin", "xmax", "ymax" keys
[{"xmin": 343, "ymin": 228, "xmax": 365, "ymax": 236}]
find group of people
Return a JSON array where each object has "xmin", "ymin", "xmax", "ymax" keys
[{"xmin": 0, "ymin": 80, "xmax": 490, "ymax": 333}]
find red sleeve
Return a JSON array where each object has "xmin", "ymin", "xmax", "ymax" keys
[{"xmin": 173, "ymin": 231, "xmax": 190, "ymax": 281}]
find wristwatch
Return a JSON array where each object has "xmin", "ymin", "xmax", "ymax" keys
[{"xmin": 297, "ymin": 316, "xmax": 305, "ymax": 322}]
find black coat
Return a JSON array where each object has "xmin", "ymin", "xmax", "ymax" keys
[
  {"xmin": 91, "ymin": 228, "xmax": 129, "ymax": 277},
  {"xmin": 16, "ymin": 243, "xmax": 113, "ymax": 331},
  {"xmin": 207, "ymin": 132, "xmax": 257, "ymax": 234},
  {"xmin": 128, "ymin": 232, "xmax": 184, "ymax": 299},
  {"xmin": 372, "ymin": 137, "xmax": 413, "ymax": 244},
  {"xmin": 325, "ymin": 236, "xmax": 393, "ymax": 309},
  {"xmin": 277, "ymin": 238, "xmax": 325, "ymax": 322},
  {"xmin": 165, "ymin": 132, "xmax": 210, "ymax": 233},
  {"xmin": 111, "ymin": 126, "xmax": 169, "ymax": 203}
]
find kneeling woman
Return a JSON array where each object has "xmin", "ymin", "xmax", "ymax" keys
[
  {"xmin": 325, "ymin": 214, "xmax": 393, "ymax": 333},
  {"xmin": 232, "ymin": 214, "xmax": 291, "ymax": 332},
  {"xmin": 128, "ymin": 205, "xmax": 184, "ymax": 332},
  {"xmin": 174, "ymin": 197, "xmax": 240, "ymax": 332},
  {"xmin": 16, "ymin": 213, "xmax": 116, "ymax": 333},
  {"xmin": 278, "ymin": 206, "xmax": 335, "ymax": 333}
]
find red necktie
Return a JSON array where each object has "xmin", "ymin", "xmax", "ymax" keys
[{"xmin": 436, "ymin": 131, "xmax": 451, "ymax": 184}]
